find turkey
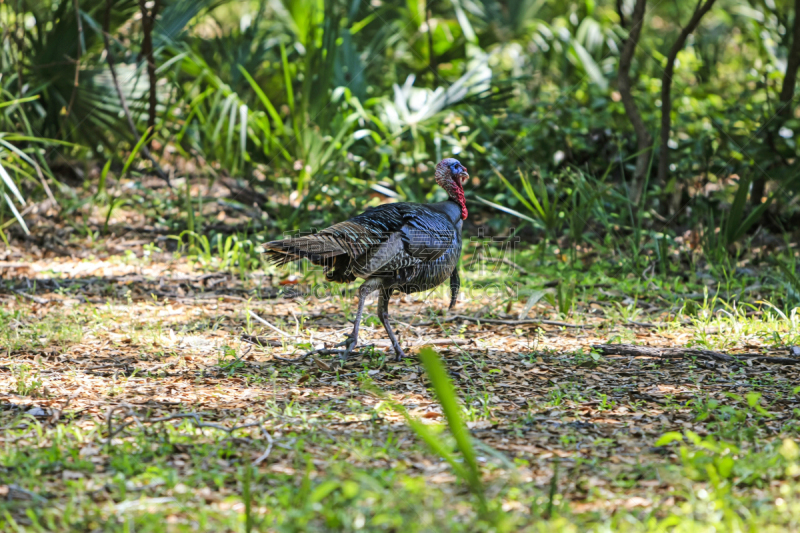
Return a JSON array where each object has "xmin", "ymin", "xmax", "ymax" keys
[{"xmin": 264, "ymin": 158, "xmax": 469, "ymax": 362}]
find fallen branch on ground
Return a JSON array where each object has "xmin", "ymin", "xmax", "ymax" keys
[
  {"xmin": 9, "ymin": 288, "xmax": 50, "ymax": 305},
  {"xmin": 418, "ymin": 314, "xmax": 590, "ymax": 329},
  {"xmin": 267, "ymin": 338, "xmax": 471, "ymax": 364},
  {"xmin": 592, "ymin": 344, "xmax": 800, "ymax": 365},
  {"xmin": 240, "ymin": 334, "xmax": 284, "ymax": 347},
  {"xmin": 248, "ymin": 310, "xmax": 295, "ymax": 337},
  {"xmin": 7, "ymin": 484, "xmax": 48, "ymax": 503},
  {"xmin": 105, "ymin": 406, "xmax": 273, "ymax": 465}
]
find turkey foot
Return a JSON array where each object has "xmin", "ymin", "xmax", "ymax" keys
[
  {"xmin": 391, "ymin": 344, "xmax": 407, "ymax": 362},
  {"xmin": 272, "ymin": 334, "xmax": 364, "ymax": 364},
  {"xmin": 273, "ymin": 334, "xmax": 402, "ymax": 364},
  {"xmin": 328, "ymin": 333, "xmax": 359, "ymax": 361}
]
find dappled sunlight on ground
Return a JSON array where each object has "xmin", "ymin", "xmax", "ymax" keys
[{"xmin": 2, "ymin": 238, "xmax": 800, "ymax": 530}]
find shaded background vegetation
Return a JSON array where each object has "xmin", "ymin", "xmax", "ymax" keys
[
  {"xmin": 2, "ymin": 0, "xmax": 800, "ymax": 294},
  {"xmin": 4, "ymin": 4, "xmax": 800, "ymax": 530}
]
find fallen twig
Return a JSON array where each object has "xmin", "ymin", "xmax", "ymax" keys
[
  {"xmin": 592, "ymin": 344, "xmax": 800, "ymax": 365},
  {"xmin": 105, "ymin": 408, "xmax": 274, "ymax": 465},
  {"xmin": 248, "ymin": 310, "xmax": 294, "ymax": 338},
  {"xmin": 416, "ymin": 314, "xmax": 589, "ymax": 329},
  {"xmin": 10, "ymin": 288, "xmax": 50, "ymax": 305},
  {"xmin": 272, "ymin": 348, "xmax": 350, "ymax": 363},
  {"xmin": 626, "ymin": 321, "xmax": 659, "ymax": 329},
  {"xmin": 240, "ymin": 334, "xmax": 284, "ymax": 347},
  {"xmin": 269, "ymin": 337, "xmax": 471, "ymax": 364},
  {"xmin": 376, "ymin": 338, "xmax": 470, "ymax": 348},
  {"xmin": 8, "ymin": 484, "xmax": 48, "ymax": 503},
  {"xmin": 0, "ymin": 262, "xmax": 29, "ymax": 269},
  {"xmin": 251, "ymin": 423, "xmax": 274, "ymax": 465}
]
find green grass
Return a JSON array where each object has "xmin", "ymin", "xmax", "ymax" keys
[
  {"xmin": 3, "ymin": 210, "xmax": 800, "ymax": 531},
  {"xmin": 2, "ymin": 413, "xmax": 798, "ymax": 532}
]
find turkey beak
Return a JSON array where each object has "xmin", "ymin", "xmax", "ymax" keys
[{"xmin": 459, "ymin": 167, "xmax": 469, "ymax": 186}]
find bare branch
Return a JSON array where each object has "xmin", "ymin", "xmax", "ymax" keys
[
  {"xmin": 616, "ymin": 0, "xmax": 652, "ymax": 203},
  {"xmin": 415, "ymin": 314, "xmax": 591, "ymax": 328},
  {"xmin": 102, "ymin": 0, "xmax": 171, "ymax": 187},
  {"xmin": 593, "ymin": 344, "xmax": 800, "ymax": 365},
  {"xmin": 105, "ymin": 408, "xmax": 274, "ymax": 466},
  {"xmin": 657, "ymin": 0, "xmax": 717, "ymax": 188},
  {"xmin": 139, "ymin": 0, "xmax": 160, "ymax": 147},
  {"xmin": 779, "ymin": 0, "xmax": 800, "ymax": 115},
  {"xmin": 64, "ymin": 0, "xmax": 84, "ymax": 125}
]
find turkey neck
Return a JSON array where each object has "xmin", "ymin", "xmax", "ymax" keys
[
  {"xmin": 437, "ymin": 179, "xmax": 467, "ymax": 220},
  {"xmin": 449, "ymin": 186, "xmax": 468, "ymax": 220}
]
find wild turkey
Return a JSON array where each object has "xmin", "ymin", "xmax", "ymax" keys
[{"xmin": 264, "ymin": 158, "xmax": 469, "ymax": 361}]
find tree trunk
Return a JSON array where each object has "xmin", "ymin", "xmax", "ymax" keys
[
  {"xmin": 779, "ymin": 0, "xmax": 800, "ymax": 116},
  {"xmin": 617, "ymin": 0, "xmax": 651, "ymax": 204},
  {"xmin": 753, "ymin": 0, "xmax": 800, "ymax": 206},
  {"xmin": 103, "ymin": 0, "xmax": 171, "ymax": 187},
  {"xmin": 616, "ymin": 0, "xmax": 626, "ymax": 29},
  {"xmin": 657, "ymin": 0, "xmax": 718, "ymax": 195},
  {"xmin": 64, "ymin": 0, "xmax": 84, "ymax": 126},
  {"xmin": 139, "ymin": 0, "xmax": 160, "ymax": 149},
  {"xmin": 426, "ymin": 2, "xmax": 437, "ymax": 79}
]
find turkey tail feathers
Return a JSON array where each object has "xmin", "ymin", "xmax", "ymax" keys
[
  {"xmin": 263, "ymin": 220, "xmax": 386, "ymax": 266},
  {"xmin": 262, "ymin": 235, "xmax": 347, "ymax": 266}
]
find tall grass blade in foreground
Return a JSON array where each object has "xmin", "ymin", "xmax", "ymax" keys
[
  {"xmin": 241, "ymin": 464, "xmax": 254, "ymax": 533},
  {"xmin": 411, "ymin": 347, "xmax": 488, "ymax": 515}
]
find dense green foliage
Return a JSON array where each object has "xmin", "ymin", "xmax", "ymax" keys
[{"xmin": 1, "ymin": 0, "xmax": 800, "ymax": 290}]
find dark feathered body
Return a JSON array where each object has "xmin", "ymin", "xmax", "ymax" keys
[{"xmin": 264, "ymin": 200, "xmax": 462, "ymax": 299}]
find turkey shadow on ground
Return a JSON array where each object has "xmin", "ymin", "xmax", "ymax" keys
[{"xmin": 1, "ymin": 273, "xmax": 283, "ymax": 303}]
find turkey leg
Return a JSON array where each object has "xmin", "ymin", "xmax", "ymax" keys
[
  {"xmin": 338, "ymin": 278, "xmax": 381, "ymax": 360},
  {"xmin": 448, "ymin": 269, "xmax": 460, "ymax": 310},
  {"xmin": 378, "ymin": 289, "xmax": 406, "ymax": 361}
]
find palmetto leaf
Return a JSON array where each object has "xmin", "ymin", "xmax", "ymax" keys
[
  {"xmin": 381, "ymin": 64, "xmax": 492, "ymax": 130},
  {"xmin": 475, "ymin": 195, "xmax": 538, "ymax": 225},
  {"xmin": 0, "ymin": 156, "xmax": 29, "ymax": 234},
  {"xmin": 569, "ymin": 41, "xmax": 608, "ymax": 90}
]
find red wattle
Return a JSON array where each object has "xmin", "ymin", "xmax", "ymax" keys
[{"xmin": 454, "ymin": 188, "xmax": 468, "ymax": 220}]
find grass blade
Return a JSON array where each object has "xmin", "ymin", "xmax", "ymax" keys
[
  {"xmin": 493, "ymin": 168, "xmax": 536, "ymax": 216},
  {"xmin": 776, "ymin": 259, "xmax": 800, "ymax": 295},
  {"xmin": 3, "ymin": 192, "xmax": 29, "ymax": 235},
  {"xmin": 475, "ymin": 195, "xmax": 538, "ymax": 224},
  {"xmin": 121, "ymin": 127, "xmax": 153, "ymax": 179},
  {"xmin": 518, "ymin": 169, "xmax": 547, "ymax": 219},
  {"xmin": 280, "ymin": 42, "xmax": 295, "ymax": 114},
  {"xmin": 725, "ymin": 174, "xmax": 751, "ymax": 245},
  {"xmin": 237, "ymin": 65, "xmax": 283, "ymax": 133},
  {"xmin": 418, "ymin": 347, "xmax": 485, "ymax": 509},
  {"xmin": 0, "ymin": 161, "xmax": 25, "ymax": 205}
]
